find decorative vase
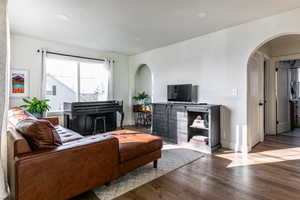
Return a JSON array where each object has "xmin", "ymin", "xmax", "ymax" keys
[
  {"xmin": 32, "ymin": 112, "xmax": 43, "ymax": 118},
  {"xmin": 144, "ymin": 98, "xmax": 151, "ymax": 105},
  {"xmin": 138, "ymin": 100, "xmax": 144, "ymax": 105}
]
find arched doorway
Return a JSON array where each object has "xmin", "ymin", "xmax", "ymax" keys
[
  {"xmin": 247, "ymin": 34, "xmax": 300, "ymax": 149},
  {"xmin": 134, "ymin": 64, "xmax": 153, "ymax": 102}
]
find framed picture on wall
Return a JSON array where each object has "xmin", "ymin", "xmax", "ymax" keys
[{"xmin": 10, "ymin": 69, "xmax": 29, "ymax": 98}]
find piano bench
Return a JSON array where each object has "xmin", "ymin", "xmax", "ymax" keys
[{"xmin": 94, "ymin": 116, "xmax": 106, "ymax": 134}]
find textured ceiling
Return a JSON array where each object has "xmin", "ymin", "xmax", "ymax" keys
[{"xmin": 8, "ymin": 0, "xmax": 300, "ymax": 55}]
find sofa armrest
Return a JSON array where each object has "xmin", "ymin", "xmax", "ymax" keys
[
  {"xmin": 12, "ymin": 135, "xmax": 119, "ymax": 200},
  {"xmin": 40, "ymin": 117, "xmax": 59, "ymax": 126}
]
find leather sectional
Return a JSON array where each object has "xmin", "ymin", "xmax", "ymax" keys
[{"xmin": 7, "ymin": 108, "xmax": 162, "ymax": 200}]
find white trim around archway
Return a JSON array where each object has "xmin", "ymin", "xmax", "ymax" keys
[{"xmin": 247, "ymin": 33, "xmax": 300, "ymax": 152}]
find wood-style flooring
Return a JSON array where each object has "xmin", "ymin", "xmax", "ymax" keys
[
  {"xmin": 115, "ymin": 134, "xmax": 300, "ymax": 200},
  {"xmin": 74, "ymin": 127, "xmax": 300, "ymax": 200},
  {"xmin": 281, "ymin": 128, "xmax": 300, "ymax": 138}
]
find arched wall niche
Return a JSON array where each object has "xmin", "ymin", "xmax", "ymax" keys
[{"xmin": 134, "ymin": 64, "xmax": 153, "ymax": 100}]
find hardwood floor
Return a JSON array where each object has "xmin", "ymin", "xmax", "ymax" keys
[
  {"xmin": 115, "ymin": 135, "xmax": 300, "ymax": 200},
  {"xmin": 281, "ymin": 128, "xmax": 300, "ymax": 138}
]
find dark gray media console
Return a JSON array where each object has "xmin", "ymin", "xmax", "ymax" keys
[{"xmin": 152, "ymin": 103, "xmax": 221, "ymax": 153}]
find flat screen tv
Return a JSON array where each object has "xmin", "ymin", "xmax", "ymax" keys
[{"xmin": 167, "ymin": 84, "xmax": 192, "ymax": 102}]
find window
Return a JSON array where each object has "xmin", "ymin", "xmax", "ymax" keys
[
  {"xmin": 45, "ymin": 57, "xmax": 108, "ymax": 112},
  {"xmin": 80, "ymin": 62, "xmax": 108, "ymax": 102}
]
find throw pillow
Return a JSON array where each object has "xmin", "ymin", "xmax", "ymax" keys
[{"xmin": 16, "ymin": 119, "xmax": 62, "ymax": 150}]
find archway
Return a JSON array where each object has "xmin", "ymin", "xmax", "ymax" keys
[
  {"xmin": 134, "ymin": 64, "xmax": 153, "ymax": 102},
  {"xmin": 247, "ymin": 34, "xmax": 300, "ymax": 150}
]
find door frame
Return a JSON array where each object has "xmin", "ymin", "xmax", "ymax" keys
[
  {"xmin": 263, "ymin": 59, "xmax": 268, "ymax": 136},
  {"xmin": 258, "ymin": 51, "xmax": 270, "ymax": 143},
  {"xmin": 272, "ymin": 53, "xmax": 300, "ymax": 135}
]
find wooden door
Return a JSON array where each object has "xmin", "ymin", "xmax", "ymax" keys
[
  {"xmin": 248, "ymin": 53, "xmax": 265, "ymax": 148},
  {"xmin": 276, "ymin": 64, "xmax": 290, "ymax": 133},
  {"xmin": 152, "ymin": 104, "xmax": 169, "ymax": 138},
  {"xmin": 168, "ymin": 105, "xmax": 178, "ymax": 143}
]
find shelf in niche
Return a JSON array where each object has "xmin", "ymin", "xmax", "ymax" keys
[{"xmin": 189, "ymin": 126, "xmax": 209, "ymax": 130}]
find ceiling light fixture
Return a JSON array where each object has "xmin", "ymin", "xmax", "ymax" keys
[
  {"xmin": 56, "ymin": 14, "xmax": 70, "ymax": 21},
  {"xmin": 197, "ymin": 12, "xmax": 207, "ymax": 19}
]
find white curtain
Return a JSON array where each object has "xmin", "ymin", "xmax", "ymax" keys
[
  {"xmin": 0, "ymin": 0, "xmax": 10, "ymax": 198},
  {"xmin": 105, "ymin": 58, "xmax": 115, "ymax": 100}
]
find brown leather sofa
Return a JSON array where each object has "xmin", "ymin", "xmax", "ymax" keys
[{"xmin": 7, "ymin": 108, "xmax": 162, "ymax": 200}]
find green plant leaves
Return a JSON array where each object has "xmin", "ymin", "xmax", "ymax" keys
[
  {"xmin": 133, "ymin": 91, "xmax": 150, "ymax": 101},
  {"xmin": 21, "ymin": 97, "xmax": 51, "ymax": 114}
]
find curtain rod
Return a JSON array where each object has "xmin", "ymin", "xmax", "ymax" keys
[{"xmin": 37, "ymin": 49, "xmax": 107, "ymax": 62}]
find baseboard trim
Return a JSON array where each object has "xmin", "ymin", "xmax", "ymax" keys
[
  {"xmin": 221, "ymin": 140, "xmax": 251, "ymax": 153},
  {"xmin": 277, "ymin": 122, "xmax": 291, "ymax": 133}
]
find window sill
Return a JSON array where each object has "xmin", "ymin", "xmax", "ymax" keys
[{"xmin": 46, "ymin": 111, "xmax": 64, "ymax": 117}]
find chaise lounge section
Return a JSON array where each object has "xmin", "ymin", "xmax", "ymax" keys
[{"xmin": 7, "ymin": 108, "xmax": 162, "ymax": 200}]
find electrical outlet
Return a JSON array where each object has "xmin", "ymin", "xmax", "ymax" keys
[{"xmin": 232, "ymin": 88, "xmax": 238, "ymax": 97}]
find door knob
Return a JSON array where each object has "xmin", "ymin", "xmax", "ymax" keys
[{"xmin": 259, "ymin": 103, "xmax": 264, "ymax": 106}]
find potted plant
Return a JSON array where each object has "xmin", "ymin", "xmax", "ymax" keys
[
  {"xmin": 133, "ymin": 91, "xmax": 150, "ymax": 105},
  {"xmin": 20, "ymin": 97, "xmax": 51, "ymax": 118}
]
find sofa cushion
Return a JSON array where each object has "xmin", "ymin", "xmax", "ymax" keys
[
  {"xmin": 111, "ymin": 132, "xmax": 163, "ymax": 163},
  {"xmin": 16, "ymin": 119, "xmax": 62, "ymax": 150},
  {"xmin": 8, "ymin": 107, "xmax": 36, "ymax": 129},
  {"xmin": 54, "ymin": 125, "xmax": 84, "ymax": 143}
]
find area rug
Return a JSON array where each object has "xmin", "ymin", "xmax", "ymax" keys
[{"xmin": 92, "ymin": 145, "xmax": 204, "ymax": 200}]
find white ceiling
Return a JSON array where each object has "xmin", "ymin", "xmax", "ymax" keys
[{"xmin": 8, "ymin": 0, "xmax": 300, "ymax": 55}]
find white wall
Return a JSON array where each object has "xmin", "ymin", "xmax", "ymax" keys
[
  {"xmin": 129, "ymin": 8, "xmax": 300, "ymax": 152},
  {"xmin": 10, "ymin": 34, "xmax": 131, "ymax": 125}
]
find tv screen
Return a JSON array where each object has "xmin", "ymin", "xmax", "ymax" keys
[{"xmin": 168, "ymin": 84, "xmax": 192, "ymax": 102}]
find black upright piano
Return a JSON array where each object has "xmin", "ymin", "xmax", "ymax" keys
[{"xmin": 63, "ymin": 100, "xmax": 124, "ymax": 136}]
